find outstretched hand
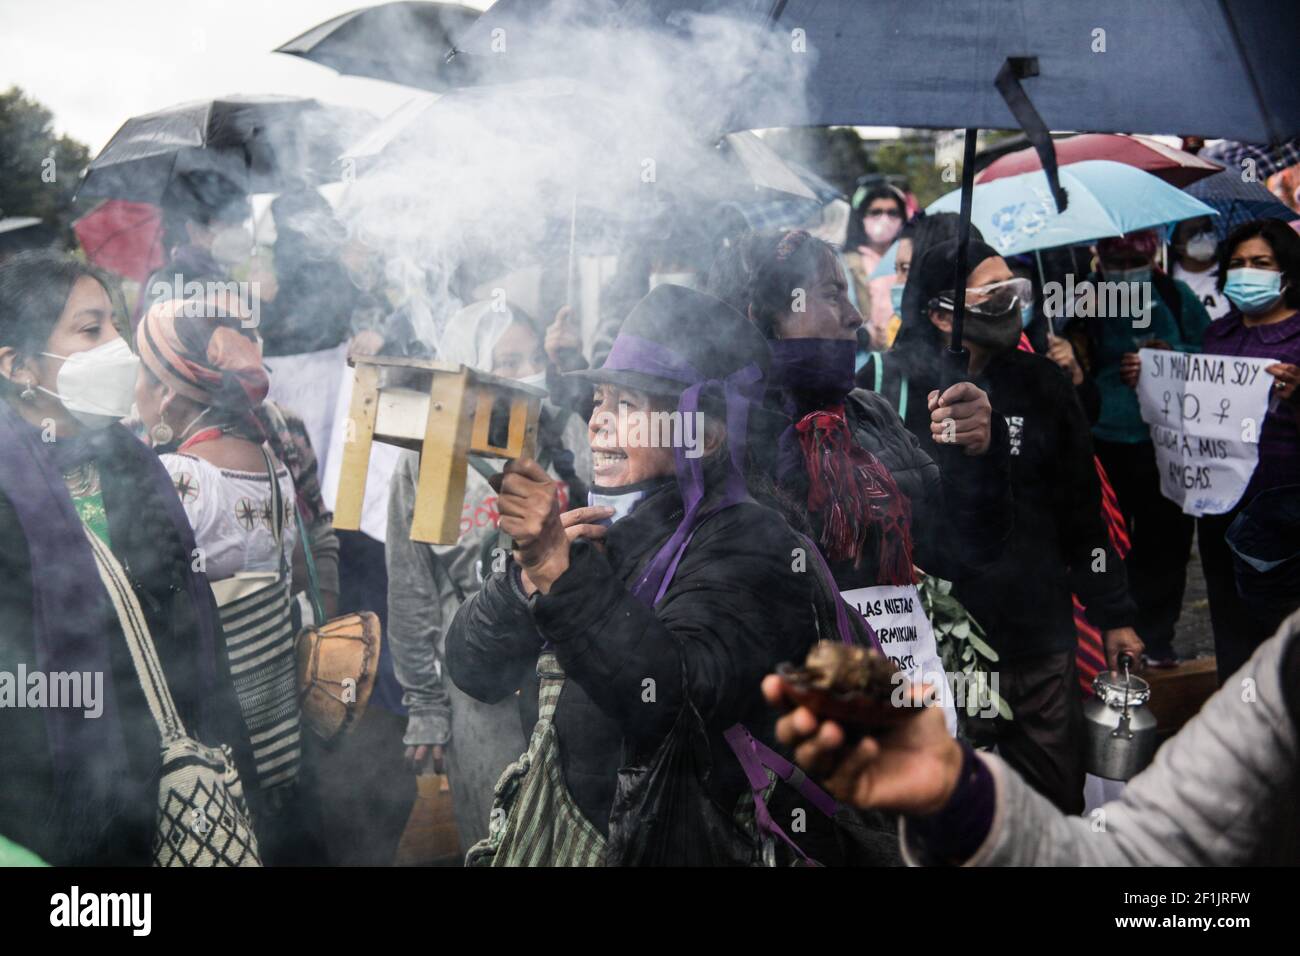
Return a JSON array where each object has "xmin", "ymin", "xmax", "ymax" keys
[{"xmin": 761, "ymin": 674, "xmax": 964, "ymax": 816}]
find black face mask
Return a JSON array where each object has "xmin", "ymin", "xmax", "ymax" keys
[{"xmin": 956, "ymin": 304, "xmax": 1022, "ymax": 352}]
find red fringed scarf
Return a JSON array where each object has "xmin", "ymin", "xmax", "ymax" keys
[{"xmin": 794, "ymin": 405, "xmax": 914, "ymax": 584}]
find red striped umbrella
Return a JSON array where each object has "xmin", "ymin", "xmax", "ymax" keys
[
  {"xmin": 978, "ymin": 134, "xmax": 1223, "ymax": 190},
  {"xmin": 73, "ymin": 199, "xmax": 165, "ymax": 284}
]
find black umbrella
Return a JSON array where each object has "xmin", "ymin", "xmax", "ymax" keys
[
  {"xmin": 1185, "ymin": 168, "xmax": 1299, "ymax": 242},
  {"xmin": 454, "ymin": 1, "xmax": 1300, "ymax": 142},
  {"xmin": 274, "ymin": 1, "xmax": 481, "ymax": 92},
  {"xmin": 0, "ymin": 217, "xmax": 53, "ymax": 257},
  {"xmin": 77, "ymin": 95, "xmax": 373, "ymax": 206},
  {"xmin": 452, "ymin": 0, "xmax": 1300, "ymax": 383}
]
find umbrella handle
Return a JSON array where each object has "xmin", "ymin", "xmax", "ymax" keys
[{"xmin": 939, "ymin": 346, "xmax": 970, "ymax": 391}]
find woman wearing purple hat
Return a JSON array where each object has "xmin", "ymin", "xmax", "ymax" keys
[{"xmin": 445, "ymin": 283, "xmax": 854, "ymax": 866}]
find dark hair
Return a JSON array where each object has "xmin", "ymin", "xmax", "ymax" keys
[
  {"xmin": 903, "ymin": 212, "xmax": 980, "ymax": 267},
  {"xmin": 160, "ymin": 172, "xmax": 249, "ymax": 251},
  {"xmin": 0, "ymin": 251, "xmax": 116, "ymax": 390},
  {"xmin": 706, "ymin": 229, "xmax": 839, "ymax": 339},
  {"xmin": 1216, "ymin": 219, "xmax": 1300, "ymax": 309},
  {"xmin": 884, "ymin": 214, "xmax": 987, "ymax": 376},
  {"xmin": 890, "ymin": 237, "xmax": 1002, "ymax": 380},
  {"xmin": 845, "ymin": 184, "xmax": 908, "ymax": 250}
]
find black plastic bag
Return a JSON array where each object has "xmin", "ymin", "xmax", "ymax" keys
[{"xmin": 605, "ymin": 697, "xmax": 760, "ymax": 867}]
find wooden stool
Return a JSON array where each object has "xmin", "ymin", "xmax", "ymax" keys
[
  {"xmin": 1144, "ymin": 656, "xmax": 1219, "ymax": 739},
  {"xmin": 334, "ymin": 355, "xmax": 545, "ymax": 544}
]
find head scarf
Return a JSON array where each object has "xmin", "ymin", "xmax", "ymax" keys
[
  {"xmin": 136, "ymin": 298, "xmax": 269, "ymax": 417},
  {"xmin": 599, "ymin": 336, "xmax": 762, "ymax": 606}
]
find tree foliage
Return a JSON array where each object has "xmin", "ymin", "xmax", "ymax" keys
[{"xmin": 0, "ymin": 86, "xmax": 92, "ymax": 246}]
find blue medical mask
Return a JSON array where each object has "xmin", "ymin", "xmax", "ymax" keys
[
  {"xmin": 1223, "ymin": 267, "xmax": 1284, "ymax": 314},
  {"xmin": 1020, "ymin": 302, "xmax": 1035, "ymax": 329},
  {"xmin": 889, "ymin": 283, "xmax": 904, "ymax": 315}
]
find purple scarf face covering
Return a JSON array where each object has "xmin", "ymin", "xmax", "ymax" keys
[
  {"xmin": 768, "ymin": 337, "xmax": 856, "ymax": 400},
  {"xmin": 768, "ymin": 337, "xmax": 858, "ymax": 482}
]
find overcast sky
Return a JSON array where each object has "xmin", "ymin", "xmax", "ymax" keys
[{"xmin": 0, "ymin": 0, "xmax": 493, "ymax": 154}]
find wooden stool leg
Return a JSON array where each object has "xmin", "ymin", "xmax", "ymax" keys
[
  {"xmin": 496, "ymin": 397, "xmax": 543, "ymax": 554},
  {"xmin": 515, "ymin": 396, "xmax": 541, "ymax": 461},
  {"xmin": 334, "ymin": 363, "xmax": 381, "ymax": 532},
  {"xmin": 411, "ymin": 369, "xmax": 474, "ymax": 545}
]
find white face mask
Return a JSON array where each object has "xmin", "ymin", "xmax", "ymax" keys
[
  {"xmin": 516, "ymin": 370, "xmax": 547, "ymax": 391},
  {"xmin": 210, "ymin": 224, "xmax": 253, "ymax": 266},
  {"xmin": 588, "ymin": 486, "xmax": 649, "ymax": 526},
  {"xmin": 1182, "ymin": 232, "xmax": 1218, "ymax": 263},
  {"xmin": 40, "ymin": 337, "xmax": 140, "ymax": 428},
  {"xmin": 648, "ymin": 272, "xmax": 698, "ymax": 291}
]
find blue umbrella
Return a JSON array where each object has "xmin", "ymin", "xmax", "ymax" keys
[
  {"xmin": 927, "ymin": 160, "xmax": 1216, "ymax": 256},
  {"xmin": 1184, "ymin": 168, "xmax": 1298, "ymax": 242}
]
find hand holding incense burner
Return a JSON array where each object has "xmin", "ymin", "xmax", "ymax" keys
[{"xmin": 776, "ymin": 641, "xmax": 912, "ymax": 733}]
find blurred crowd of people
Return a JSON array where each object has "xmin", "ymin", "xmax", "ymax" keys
[{"xmin": 1, "ymin": 150, "xmax": 1298, "ymax": 867}]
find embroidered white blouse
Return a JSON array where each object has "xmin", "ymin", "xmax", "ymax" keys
[{"xmin": 161, "ymin": 452, "xmax": 298, "ymax": 582}]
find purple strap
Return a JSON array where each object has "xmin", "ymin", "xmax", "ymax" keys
[
  {"xmin": 798, "ymin": 531, "xmax": 882, "ymax": 651},
  {"xmin": 724, "ymin": 723, "xmax": 839, "ymax": 864}
]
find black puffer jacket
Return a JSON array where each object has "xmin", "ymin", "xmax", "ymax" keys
[
  {"xmin": 956, "ymin": 348, "xmax": 1136, "ymax": 661},
  {"xmin": 446, "ymin": 479, "xmax": 847, "ymax": 839},
  {"xmin": 770, "ymin": 387, "xmax": 1014, "ymax": 591}
]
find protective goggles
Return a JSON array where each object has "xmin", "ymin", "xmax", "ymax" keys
[{"xmin": 931, "ymin": 276, "xmax": 1033, "ymax": 318}]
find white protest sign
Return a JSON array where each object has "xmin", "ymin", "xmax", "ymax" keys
[
  {"xmin": 265, "ymin": 343, "xmax": 349, "ymax": 476},
  {"xmin": 320, "ymin": 360, "xmax": 404, "ymax": 543},
  {"xmin": 1135, "ymin": 348, "xmax": 1277, "ymax": 516},
  {"xmin": 840, "ymin": 584, "xmax": 956, "ymax": 735}
]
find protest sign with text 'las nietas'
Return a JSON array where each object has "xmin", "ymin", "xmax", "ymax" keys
[
  {"xmin": 1136, "ymin": 348, "xmax": 1279, "ymax": 517},
  {"xmin": 840, "ymin": 584, "xmax": 957, "ymax": 735}
]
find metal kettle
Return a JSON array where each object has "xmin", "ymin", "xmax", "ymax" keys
[{"xmin": 1083, "ymin": 653, "xmax": 1159, "ymax": 781}]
